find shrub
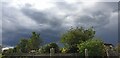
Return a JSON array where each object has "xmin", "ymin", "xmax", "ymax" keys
[{"xmin": 77, "ymin": 39, "xmax": 105, "ymax": 56}]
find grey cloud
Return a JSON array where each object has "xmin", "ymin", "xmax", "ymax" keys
[
  {"xmin": 2, "ymin": 3, "xmax": 40, "ymax": 45},
  {"xmin": 55, "ymin": 2, "xmax": 79, "ymax": 12},
  {"xmin": 75, "ymin": 11, "xmax": 110, "ymax": 28},
  {"xmin": 21, "ymin": 6, "xmax": 65, "ymax": 30},
  {"xmin": 2, "ymin": 30, "xmax": 32, "ymax": 46},
  {"xmin": 2, "ymin": 3, "xmax": 42, "ymax": 32},
  {"xmin": 2, "ymin": 3, "xmax": 66, "ymax": 45},
  {"xmin": 26, "ymin": 2, "xmax": 102, "ymax": 28},
  {"xmin": 2, "ymin": 2, "xmax": 118, "ymax": 46},
  {"xmin": 21, "ymin": 8, "xmax": 48, "ymax": 24}
]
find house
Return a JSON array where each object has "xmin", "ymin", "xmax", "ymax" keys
[
  {"xmin": 104, "ymin": 43, "xmax": 114, "ymax": 49},
  {"xmin": 104, "ymin": 43, "xmax": 118, "ymax": 56},
  {"xmin": 2, "ymin": 47, "xmax": 14, "ymax": 52}
]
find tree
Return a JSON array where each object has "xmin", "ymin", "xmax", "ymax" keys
[
  {"xmin": 14, "ymin": 32, "xmax": 42, "ymax": 53},
  {"xmin": 39, "ymin": 43, "xmax": 59, "ymax": 53},
  {"xmin": 77, "ymin": 39, "xmax": 105, "ymax": 56},
  {"xmin": 61, "ymin": 27, "xmax": 95, "ymax": 53},
  {"xmin": 17, "ymin": 39, "xmax": 29, "ymax": 53},
  {"xmin": 115, "ymin": 43, "xmax": 120, "ymax": 53},
  {"xmin": 29, "ymin": 32, "xmax": 42, "ymax": 50}
]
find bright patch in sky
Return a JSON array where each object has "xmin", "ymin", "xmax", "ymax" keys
[{"xmin": 2, "ymin": 0, "xmax": 56, "ymax": 10}]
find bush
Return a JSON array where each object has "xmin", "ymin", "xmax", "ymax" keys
[
  {"xmin": 39, "ymin": 43, "xmax": 59, "ymax": 53},
  {"xmin": 60, "ymin": 48, "xmax": 69, "ymax": 53},
  {"xmin": 77, "ymin": 39, "xmax": 105, "ymax": 56}
]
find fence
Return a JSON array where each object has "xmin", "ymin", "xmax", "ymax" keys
[
  {"xmin": 2, "ymin": 53, "xmax": 104, "ymax": 58},
  {"xmin": 2, "ymin": 48, "xmax": 120, "ymax": 58}
]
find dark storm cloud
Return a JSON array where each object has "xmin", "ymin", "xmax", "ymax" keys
[
  {"xmin": 20, "ymin": 2, "xmax": 117, "ymax": 29},
  {"xmin": 75, "ymin": 12, "xmax": 110, "ymax": 28},
  {"xmin": 96, "ymin": 25, "xmax": 118, "ymax": 45},
  {"xmin": 20, "ymin": 6, "xmax": 68, "ymax": 45},
  {"xmin": 21, "ymin": 2, "xmax": 118, "ymax": 45},
  {"xmin": 2, "ymin": 1, "xmax": 118, "ymax": 46},
  {"xmin": 21, "ymin": 5, "xmax": 65, "ymax": 30},
  {"xmin": 2, "ymin": 2, "xmax": 38, "ymax": 46},
  {"xmin": 2, "ymin": 2, "xmax": 65, "ymax": 46},
  {"xmin": 2, "ymin": 31, "xmax": 30, "ymax": 46},
  {"xmin": 21, "ymin": 7, "xmax": 48, "ymax": 24}
]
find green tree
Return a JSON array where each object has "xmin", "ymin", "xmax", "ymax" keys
[
  {"xmin": 29, "ymin": 32, "xmax": 42, "ymax": 50},
  {"xmin": 14, "ymin": 32, "xmax": 42, "ymax": 53},
  {"xmin": 39, "ymin": 43, "xmax": 59, "ymax": 53},
  {"xmin": 77, "ymin": 39, "xmax": 105, "ymax": 56},
  {"xmin": 115, "ymin": 43, "xmax": 120, "ymax": 53},
  {"xmin": 17, "ymin": 39, "xmax": 29, "ymax": 53},
  {"xmin": 61, "ymin": 27, "xmax": 95, "ymax": 53}
]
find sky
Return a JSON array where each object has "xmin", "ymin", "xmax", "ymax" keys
[{"xmin": 1, "ymin": 0, "xmax": 119, "ymax": 47}]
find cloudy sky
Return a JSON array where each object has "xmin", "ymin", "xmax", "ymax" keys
[{"xmin": 1, "ymin": 0, "xmax": 119, "ymax": 46}]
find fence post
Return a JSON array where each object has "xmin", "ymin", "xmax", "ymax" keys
[
  {"xmin": 106, "ymin": 49, "xmax": 109, "ymax": 58},
  {"xmin": 85, "ymin": 49, "xmax": 88, "ymax": 58},
  {"xmin": 50, "ymin": 48, "xmax": 55, "ymax": 57}
]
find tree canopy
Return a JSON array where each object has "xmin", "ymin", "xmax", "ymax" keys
[
  {"xmin": 61, "ymin": 27, "xmax": 95, "ymax": 53},
  {"xmin": 61, "ymin": 27, "xmax": 95, "ymax": 46},
  {"xmin": 39, "ymin": 42, "xmax": 59, "ymax": 53},
  {"xmin": 29, "ymin": 32, "xmax": 42, "ymax": 50},
  {"xmin": 17, "ymin": 39, "xmax": 29, "ymax": 53},
  {"xmin": 14, "ymin": 32, "xmax": 42, "ymax": 53}
]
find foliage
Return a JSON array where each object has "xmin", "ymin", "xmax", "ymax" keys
[
  {"xmin": 60, "ymin": 48, "xmax": 69, "ymax": 53},
  {"xmin": 60, "ymin": 46, "xmax": 79, "ymax": 53},
  {"xmin": 16, "ymin": 39, "xmax": 29, "ymax": 53},
  {"xmin": 77, "ymin": 39, "xmax": 105, "ymax": 56},
  {"xmin": 61, "ymin": 27, "xmax": 95, "ymax": 53},
  {"xmin": 68, "ymin": 45, "xmax": 79, "ymax": 53},
  {"xmin": 39, "ymin": 43, "xmax": 59, "ymax": 53},
  {"xmin": 115, "ymin": 43, "xmax": 120, "ymax": 53},
  {"xmin": 13, "ymin": 32, "xmax": 42, "ymax": 53},
  {"xmin": 29, "ymin": 32, "xmax": 42, "ymax": 50}
]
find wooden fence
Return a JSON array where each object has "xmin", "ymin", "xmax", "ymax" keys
[
  {"xmin": 2, "ymin": 48, "xmax": 120, "ymax": 58},
  {"xmin": 2, "ymin": 53, "xmax": 105, "ymax": 58}
]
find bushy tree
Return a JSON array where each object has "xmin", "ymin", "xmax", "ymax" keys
[
  {"xmin": 14, "ymin": 32, "xmax": 42, "ymax": 53},
  {"xmin": 115, "ymin": 43, "xmax": 120, "ymax": 53},
  {"xmin": 77, "ymin": 39, "xmax": 105, "ymax": 56},
  {"xmin": 39, "ymin": 43, "xmax": 59, "ymax": 53},
  {"xmin": 29, "ymin": 32, "xmax": 42, "ymax": 50},
  {"xmin": 17, "ymin": 39, "xmax": 29, "ymax": 53},
  {"xmin": 61, "ymin": 27, "xmax": 95, "ymax": 53}
]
